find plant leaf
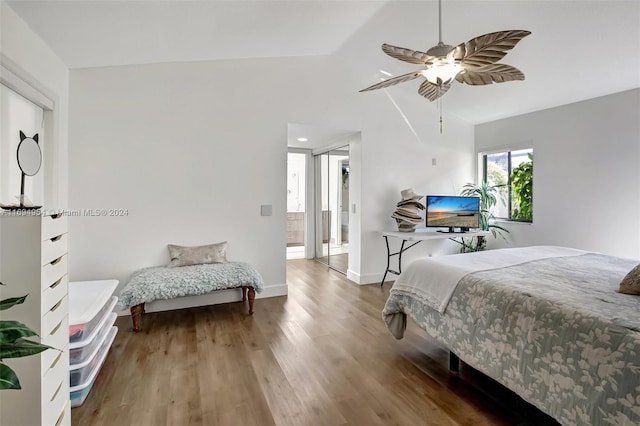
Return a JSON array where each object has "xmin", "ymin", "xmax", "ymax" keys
[
  {"xmin": 456, "ymin": 64, "xmax": 525, "ymax": 85},
  {"xmin": 453, "ymin": 30, "xmax": 531, "ymax": 68},
  {"xmin": 382, "ymin": 44, "xmax": 435, "ymax": 65},
  {"xmin": 0, "ymin": 295, "xmax": 28, "ymax": 311},
  {"xmin": 0, "ymin": 362, "xmax": 21, "ymax": 390},
  {"xmin": 360, "ymin": 71, "xmax": 421, "ymax": 92},
  {"xmin": 0, "ymin": 321, "xmax": 38, "ymax": 343},
  {"xmin": 417, "ymin": 80, "xmax": 451, "ymax": 101},
  {"xmin": 0, "ymin": 338, "xmax": 53, "ymax": 359}
]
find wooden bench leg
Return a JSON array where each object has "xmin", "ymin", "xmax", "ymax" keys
[
  {"xmin": 131, "ymin": 303, "xmax": 145, "ymax": 332},
  {"xmin": 242, "ymin": 286, "xmax": 248, "ymax": 302},
  {"xmin": 246, "ymin": 287, "xmax": 255, "ymax": 315}
]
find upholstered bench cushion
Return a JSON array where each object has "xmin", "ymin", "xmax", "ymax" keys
[{"xmin": 118, "ymin": 261, "xmax": 264, "ymax": 310}]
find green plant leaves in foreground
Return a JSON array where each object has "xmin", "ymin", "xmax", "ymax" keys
[
  {"xmin": 0, "ymin": 363, "xmax": 21, "ymax": 390},
  {"xmin": 0, "ymin": 295, "xmax": 27, "ymax": 311},
  {"xmin": 0, "ymin": 320, "xmax": 38, "ymax": 343},
  {"xmin": 1, "ymin": 338, "xmax": 53, "ymax": 359},
  {"xmin": 0, "ymin": 293, "xmax": 55, "ymax": 391}
]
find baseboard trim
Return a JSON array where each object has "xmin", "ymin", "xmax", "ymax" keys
[
  {"xmin": 347, "ymin": 270, "xmax": 389, "ymax": 285},
  {"xmin": 117, "ymin": 284, "xmax": 288, "ymax": 316}
]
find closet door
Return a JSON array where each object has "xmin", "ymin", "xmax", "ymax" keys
[{"xmin": 314, "ymin": 145, "xmax": 349, "ymax": 274}]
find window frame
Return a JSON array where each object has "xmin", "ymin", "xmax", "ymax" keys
[{"xmin": 480, "ymin": 147, "xmax": 533, "ymax": 223}]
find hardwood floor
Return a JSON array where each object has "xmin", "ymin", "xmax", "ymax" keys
[{"xmin": 71, "ymin": 260, "xmax": 558, "ymax": 426}]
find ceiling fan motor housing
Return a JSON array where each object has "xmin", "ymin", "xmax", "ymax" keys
[{"xmin": 426, "ymin": 41, "xmax": 455, "ymax": 57}]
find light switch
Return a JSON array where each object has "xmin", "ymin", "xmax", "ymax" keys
[{"xmin": 261, "ymin": 204, "xmax": 272, "ymax": 216}]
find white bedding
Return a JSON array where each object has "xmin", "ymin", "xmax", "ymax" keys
[{"xmin": 391, "ymin": 245, "xmax": 587, "ymax": 313}]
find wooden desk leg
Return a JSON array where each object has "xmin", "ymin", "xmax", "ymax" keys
[
  {"xmin": 130, "ymin": 303, "xmax": 145, "ymax": 333},
  {"xmin": 246, "ymin": 287, "xmax": 255, "ymax": 315}
]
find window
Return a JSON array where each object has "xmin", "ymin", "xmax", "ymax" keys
[{"xmin": 482, "ymin": 148, "xmax": 533, "ymax": 222}]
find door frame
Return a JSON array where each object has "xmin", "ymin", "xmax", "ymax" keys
[{"xmin": 287, "ymin": 147, "xmax": 314, "ymax": 259}]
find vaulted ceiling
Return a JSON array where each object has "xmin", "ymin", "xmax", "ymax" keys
[{"xmin": 7, "ymin": 1, "xmax": 640, "ymax": 124}]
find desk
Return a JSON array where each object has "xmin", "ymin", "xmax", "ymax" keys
[{"xmin": 380, "ymin": 229, "xmax": 491, "ymax": 285}]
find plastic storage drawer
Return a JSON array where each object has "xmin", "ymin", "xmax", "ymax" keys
[
  {"xmin": 69, "ymin": 322, "xmax": 117, "ymax": 387},
  {"xmin": 69, "ymin": 327, "xmax": 117, "ymax": 407},
  {"xmin": 69, "ymin": 312, "xmax": 117, "ymax": 365},
  {"xmin": 69, "ymin": 280, "xmax": 118, "ymax": 343},
  {"xmin": 69, "ymin": 296, "xmax": 117, "ymax": 344}
]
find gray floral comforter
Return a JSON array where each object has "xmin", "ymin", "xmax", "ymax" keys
[
  {"xmin": 118, "ymin": 262, "xmax": 264, "ymax": 310},
  {"xmin": 383, "ymin": 252, "xmax": 640, "ymax": 426}
]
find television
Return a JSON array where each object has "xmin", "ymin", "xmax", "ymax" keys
[{"xmin": 425, "ymin": 195, "xmax": 480, "ymax": 233}]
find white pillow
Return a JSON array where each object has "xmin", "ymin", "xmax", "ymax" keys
[{"xmin": 167, "ymin": 242, "xmax": 228, "ymax": 267}]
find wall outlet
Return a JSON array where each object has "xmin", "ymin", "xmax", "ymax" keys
[{"xmin": 431, "ymin": 158, "xmax": 437, "ymax": 166}]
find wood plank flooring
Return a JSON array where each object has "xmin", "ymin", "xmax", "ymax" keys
[{"xmin": 71, "ymin": 259, "xmax": 559, "ymax": 426}]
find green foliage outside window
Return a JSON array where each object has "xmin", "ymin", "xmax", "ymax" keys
[
  {"xmin": 487, "ymin": 161, "xmax": 508, "ymax": 187},
  {"xmin": 510, "ymin": 153, "xmax": 533, "ymax": 221}
]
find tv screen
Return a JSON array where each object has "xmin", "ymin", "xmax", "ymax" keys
[{"xmin": 425, "ymin": 196, "xmax": 480, "ymax": 232}]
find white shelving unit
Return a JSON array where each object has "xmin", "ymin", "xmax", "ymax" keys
[{"xmin": 0, "ymin": 213, "xmax": 71, "ymax": 426}]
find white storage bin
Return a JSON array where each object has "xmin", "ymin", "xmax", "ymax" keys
[
  {"xmin": 70, "ymin": 327, "xmax": 117, "ymax": 407},
  {"xmin": 69, "ymin": 312, "xmax": 117, "ymax": 365},
  {"xmin": 69, "ymin": 296, "xmax": 117, "ymax": 343},
  {"xmin": 69, "ymin": 280, "xmax": 118, "ymax": 322},
  {"xmin": 69, "ymin": 324, "xmax": 117, "ymax": 387}
]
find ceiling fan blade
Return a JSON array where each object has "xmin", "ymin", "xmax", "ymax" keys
[
  {"xmin": 456, "ymin": 64, "xmax": 525, "ymax": 85},
  {"xmin": 360, "ymin": 71, "xmax": 422, "ymax": 92},
  {"xmin": 382, "ymin": 44, "xmax": 435, "ymax": 65},
  {"xmin": 452, "ymin": 30, "xmax": 531, "ymax": 69},
  {"xmin": 417, "ymin": 80, "xmax": 451, "ymax": 101}
]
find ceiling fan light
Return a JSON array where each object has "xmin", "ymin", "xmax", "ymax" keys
[{"xmin": 421, "ymin": 61, "xmax": 463, "ymax": 85}]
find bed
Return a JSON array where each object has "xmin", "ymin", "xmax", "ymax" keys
[{"xmin": 382, "ymin": 246, "xmax": 640, "ymax": 426}]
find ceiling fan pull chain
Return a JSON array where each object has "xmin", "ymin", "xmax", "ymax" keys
[{"xmin": 439, "ymin": 97, "xmax": 443, "ymax": 134}]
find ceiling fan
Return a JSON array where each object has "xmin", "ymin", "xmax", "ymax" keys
[{"xmin": 360, "ymin": 0, "xmax": 531, "ymax": 102}]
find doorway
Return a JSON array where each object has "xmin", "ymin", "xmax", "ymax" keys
[
  {"xmin": 315, "ymin": 145, "xmax": 349, "ymax": 273},
  {"xmin": 286, "ymin": 151, "xmax": 307, "ymax": 260}
]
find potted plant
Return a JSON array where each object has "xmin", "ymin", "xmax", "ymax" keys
[
  {"xmin": 0, "ymin": 282, "xmax": 54, "ymax": 390},
  {"xmin": 457, "ymin": 181, "xmax": 509, "ymax": 252}
]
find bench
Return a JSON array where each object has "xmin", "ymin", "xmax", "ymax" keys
[{"xmin": 118, "ymin": 262, "xmax": 264, "ymax": 332}]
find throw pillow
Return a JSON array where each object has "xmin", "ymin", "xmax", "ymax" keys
[
  {"xmin": 167, "ymin": 242, "xmax": 228, "ymax": 267},
  {"xmin": 619, "ymin": 264, "xmax": 640, "ymax": 295}
]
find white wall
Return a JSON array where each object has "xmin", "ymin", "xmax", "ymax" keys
[
  {"xmin": 0, "ymin": 1, "xmax": 69, "ymax": 209},
  {"xmin": 68, "ymin": 52, "xmax": 474, "ymax": 308},
  {"xmin": 476, "ymin": 89, "xmax": 640, "ymax": 259}
]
